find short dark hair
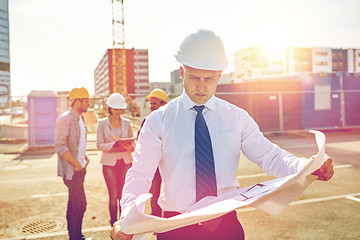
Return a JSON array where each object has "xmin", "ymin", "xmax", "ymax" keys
[{"xmin": 108, "ymin": 107, "xmax": 113, "ymax": 115}]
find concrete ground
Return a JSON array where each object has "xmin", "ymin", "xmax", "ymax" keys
[{"xmin": 0, "ymin": 128, "xmax": 359, "ymax": 240}]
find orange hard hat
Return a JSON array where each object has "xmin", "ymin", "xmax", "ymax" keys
[
  {"xmin": 146, "ymin": 89, "xmax": 167, "ymax": 103},
  {"xmin": 68, "ymin": 87, "xmax": 89, "ymax": 102}
]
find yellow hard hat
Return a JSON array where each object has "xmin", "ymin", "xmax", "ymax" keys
[
  {"xmin": 69, "ymin": 87, "xmax": 90, "ymax": 102},
  {"xmin": 146, "ymin": 89, "xmax": 167, "ymax": 103}
]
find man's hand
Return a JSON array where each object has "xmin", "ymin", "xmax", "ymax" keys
[
  {"xmin": 110, "ymin": 220, "xmax": 133, "ymax": 240},
  {"xmin": 311, "ymin": 154, "xmax": 334, "ymax": 181},
  {"xmin": 74, "ymin": 161, "xmax": 83, "ymax": 171},
  {"xmin": 85, "ymin": 155, "xmax": 90, "ymax": 168},
  {"xmin": 62, "ymin": 150, "xmax": 83, "ymax": 171}
]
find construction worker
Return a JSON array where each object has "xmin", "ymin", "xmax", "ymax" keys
[
  {"xmin": 138, "ymin": 89, "xmax": 168, "ymax": 217},
  {"xmin": 96, "ymin": 93, "xmax": 135, "ymax": 227},
  {"xmin": 55, "ymin": 87, "xmax": 92, "ymax": 240},
  {"xmin": 138, "ymin": 88, "xmax": 168, "ymax": 135},
  {"xmin": 147, "ymin": 89, "xmax": 168, "ymax": 112},
  {"xmin": 111, "ymin": 30, "xmax": 334, "ymax": 240}
]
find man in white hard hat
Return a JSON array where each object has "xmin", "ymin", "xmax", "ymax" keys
[{"xmin": 111, "ymin": 30, "xmax": 334, "ymax": 240}]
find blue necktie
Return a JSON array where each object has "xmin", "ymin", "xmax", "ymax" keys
[{"xmin": 194, "ymin": 105, "xmax": 217, "ymax": 202}]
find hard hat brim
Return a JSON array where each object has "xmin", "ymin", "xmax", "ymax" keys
[
  {"xmin": 108, "ymin": 106, "xmax": 127, "ymax": 110},
  {"xmin": 175, "ymin": 53, "xmax": 228, "ymax": 71}
]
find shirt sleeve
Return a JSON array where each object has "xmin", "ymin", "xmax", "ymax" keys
[
  {"xmin": 128, "ymin": 120, "xmax": 134, "ymax": 138},
  {"xmin": 55, "ymin": 116, "xmax": 70, "ymax": 156},
  {"xmin": 240, "ymin": 110, "xmax": 306, "ymax": 178},
  {"xmin": 120, "ymin": 113, "xmax": 162, "ymax": 217}
]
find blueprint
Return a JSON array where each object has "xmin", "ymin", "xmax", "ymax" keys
[{"xmin": 121, "ymin": 130, "xmax": 326, "ymax": 240}]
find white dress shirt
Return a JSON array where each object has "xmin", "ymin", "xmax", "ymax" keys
[{"xmin": 120, "ymin": 91, "xmax": 306, "ymax": 216}]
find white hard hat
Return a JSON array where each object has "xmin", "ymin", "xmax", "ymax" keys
[
  {"xmin": 175, "ymin": 29, "xmax": 228, "ymax": 71},
  {"xmin": 106, "ymin": 93, "xmax": 127, "ymax": 109}
]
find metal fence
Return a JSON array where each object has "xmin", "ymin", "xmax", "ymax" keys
[
  {"xmin": 1, "ymin": 87, "xmax": 359, "ymax": 143},
  {"xmin": 216, "ymin": 89, "xmax": 360, "ymax": 133}
]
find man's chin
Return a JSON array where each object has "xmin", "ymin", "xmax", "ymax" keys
[{"xmin": 194, "ymin": 96, "xmax": 208, "ymax": 104}]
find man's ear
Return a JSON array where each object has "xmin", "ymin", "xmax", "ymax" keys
[{"xmin": 180, "ymin": 66, "xmax": 185, "ymax": 79}]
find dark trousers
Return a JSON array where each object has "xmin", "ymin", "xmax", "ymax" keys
[
  {"xmin": 103, "ymin": 160, "xmax": 132, "ymax": 226},
  {"xmin": 149, "ymin": 168, "xmax": 162, "ymax": 217},
  {"xmin": 63, "ymin": 169, "xmax": 87, "ymax": 240},
  {"xmin": 157, "ymin": 211, "xmax": 245, "ymax": 240}
]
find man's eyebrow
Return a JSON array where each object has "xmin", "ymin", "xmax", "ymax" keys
[{"xmin": 189, "ymin": 74, "xmax": 199, "ymax": 78}]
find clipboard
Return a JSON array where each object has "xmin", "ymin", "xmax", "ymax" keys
[{"xmin": 109, "ymin": 137, "xmax": 135, "ymax": 152}]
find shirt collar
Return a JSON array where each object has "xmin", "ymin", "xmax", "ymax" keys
[
  {"xmin": 181, "ymin": 90, "xmax": 216, "ymax": 111},
  {"xmin": 69, "ymin": 109, "xmax": 80, "ymax": 119}
]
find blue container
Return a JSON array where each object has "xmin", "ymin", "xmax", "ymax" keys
[
  {"xmin": 27, "ymin": 91, "xmax": 58, "ymax": 147},
  {"xmin": 343, "ymin": 73, "xmax": 360, "ymax": 127},
  {"xmin": 302, "ymin": 73, "xmax": 341, "ymax": 129}
]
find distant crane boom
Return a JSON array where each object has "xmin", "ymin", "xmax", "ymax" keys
[
  {"xmin": 112, "ymin": 0, "xmax": 126, "ymax": 94},
  {"xmin": 111, "ymin": 0, "xmax": 141, "ymax": 117}
]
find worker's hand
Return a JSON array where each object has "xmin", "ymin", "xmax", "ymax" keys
[
  {"xmin": 85, "ymin": 155, "xmax": 90, "ymax": 168},
  {"xmin": 124, "ymin": 143, "xmax": 135, "ymax": 153},
  {"xmin": 110, "ymin": 220, "xmax": 133, "ymax": 240},
  {"xmin": 311, "ymin": 154, "xmax": 334, "ymax": 181},
  {"xmin": 74, "ymin": 161, "xmax": 83, "ymax": 172}
]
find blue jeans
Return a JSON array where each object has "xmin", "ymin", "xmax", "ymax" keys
[
  {"xmin": 103, "ymin": 160, "xmax": 132, "ymax": 226},
  {"xmin": 63, "ymin": 169, "xmax": 87, "ymax": 240}
]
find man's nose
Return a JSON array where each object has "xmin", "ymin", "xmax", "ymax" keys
[{"xmin": 197, "ymin": 79, "xmax": 207, "ymax": 92}]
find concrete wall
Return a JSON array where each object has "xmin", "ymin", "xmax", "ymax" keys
[{"xmin": 0, "ymin": 124, "xmax": 27, "ymax": 140}]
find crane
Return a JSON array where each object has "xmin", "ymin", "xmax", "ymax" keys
[
  {"xmin": 111, "ymin": 0, "xmax": 141, "ymax": 116},
  {"xmin": 111, "ymin": 0, "xmax": 126, "ymax": 94}
]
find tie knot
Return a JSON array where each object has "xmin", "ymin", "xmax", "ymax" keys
[{"xmin": 194, "ymin": 105, "xmax": 205, "ymax": 114}]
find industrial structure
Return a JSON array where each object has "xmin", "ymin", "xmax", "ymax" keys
[
  {"xmin": 0, "ymin": 0, "xmax": 10, "ymax": 108},
  {"xmin": 93, "ymin": 0, "xmax": 150, "ymax": 116},
  {"xmin": 231, "ymin": 46, "xmax": 360, "ymax": 83},
  {"xmin": 94, "ymin": 48, "xmax": 150, "ymax": 98},
  {"xmin": 111, "ymin": 0, "xmax": 126, "ymax": 95},
  {"xmin": 216, "ymin": 72, "xmax": 360, "ymax": 132}
]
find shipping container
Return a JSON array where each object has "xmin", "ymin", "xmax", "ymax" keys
[
  {"xmin": 27, "ymin": 91, "xmax": 57, "ymax": 147},
  {"xmin": 342, "ymin": 73, "xmax": 360, "ymax": 126},
  {"xmin": 302, "ymin": 73, "xmax": 341, "ymax": 129}
]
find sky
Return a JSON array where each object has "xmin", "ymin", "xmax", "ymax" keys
[{"xmin": 8, "ymin": 0, "xmax": 360, "ymax": 96}]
